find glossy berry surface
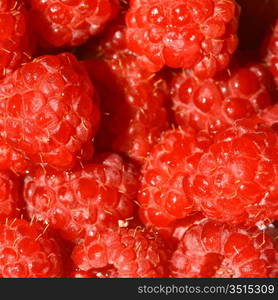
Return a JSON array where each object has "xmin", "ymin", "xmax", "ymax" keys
[
  {"xmin": 126, "ymin": 0, "xmax": 240, "ymax": 77},
  {"xmin": 0, "ymin": 172, "xmax": 21, "ymax": 219},
  {"xmin": 171, "ymin": 63, "xmax": 275, "ymax": 135},
  {"xmin": 0, "ymin": 0, "xmax": 34, "ymax": 78},
  {"xmin": 84, "ymin": 21, "xmax": 169, "ymax": 163},
  {"xmin": 0, "ymin": 218, "xmax": 63, "ymax": 278},
  {"xmin": 29, "ymin": 0, "xmax": 119, "ymax": 47},
  {"xmin": 72, "ymin": 227, "xmax": 169, "ymax": 277},
  {"xmin": 0, "ymin": 53, "xmax": 100, "ymax": 171},
  {"xmin": 170, "ymin": 219, "xmax": 278, "ymax": 277},
  {"xmin": 139, "ymin": 129, "xmax": 212, "ymax": 228},
  {"xmin": 193, "ymin": 117, "xmax": 278, "ymax": 226},
  {"xmin": 24, "ymin": 153, "xmax": 138, "ymax": 241}
]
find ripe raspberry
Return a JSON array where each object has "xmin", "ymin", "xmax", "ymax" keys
[
  {"xmin": 259, "ymin": 104, "xmax": 278, "ymax": 132},
  {"xmin": 69, "ymin": 267, "xmax": 118, "ymax": 278},
  {"xmin": 193, "ymin": 117, "xmax": 278, "ymax": 226},
  {"xmin": 0, "ymin": 0, "xmax": 34, "ymax": 78},
  {"xmin": 139, "ymin": 128, "xmax": 212, "ymax": 228},
  {"xmin": 29, "ymin": 0, "xmax": 119, "ymax": 47},
  {"xmin": 170, "ymin": 219, "xmax": 278, "ymax": 278},
  {"xmin": 170, "ymin": 63, "xmax": 275, "ymax": 135},
  {"xmin": 0, "ymin": 172, "xmax": 21, "ymax": 219},
  {"xmin": 0, "ymin": 53, "xmax": 100, "ymax": 171},
  {"xmin": 262, "ymin": 19, "xmax": 278, "ymax": 89},
  {"xmin": 71, "ymin": 227, "xmax": 169, "ymax": 277},
  {"xmin": 0, "ymin": 218, "xmax": 63, "ymax": 278},
  {"xmin": 0, "ymin": 139, "xmax": 31, "ymax": 174},
  {"xmin": 84, "ymin": 22, "xmax": 169, "ymax": 163},
  {"xmin": 126, "ymin": 0, "xmax": 240, "ymax": 77},
  {"xmin": 24, "ymin": 153, "xmax": 138, "ymax": 242}
]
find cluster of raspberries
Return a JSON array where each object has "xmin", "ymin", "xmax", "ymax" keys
[{"xmin": 0, "ymin": 0, "xmax": 276, "ymax": 278}]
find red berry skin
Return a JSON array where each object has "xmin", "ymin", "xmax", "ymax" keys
[
  {"xmin": 71, "ymin": 227, "xmax": 169, "ymax": 278},
  {"xmin": 0, "ymin": 0, "xmax": 34, "ymax": 79},
  {"xmin": 0, "ymin": 171, "xmax": 21, "ymax": 219},
  {"xmin": 0, "ymin": 139, "xmax": 31, "ymax": 174},
  {"xmin": 29, "ymin": 0, "xmax": 119, "ymax": 47},
  {"xmin": 193, "ymin": 117, "xmax": 278, "ymax": 226},
  {"xmin": 139, "ymin": 128, "xmax": 212, "ymax": 228},
  {"xmin": 84, "ymin": 22, "xmax": 169, "ymax": 164},
  {"xmin": 171, "ymin": 63, "xmax": 275, "ymax": 135},
  {"xmin": 0, "ymin": 219, "xmax": 63, "ymax": 278},
  {"xmin": 170, "ymin": 219, "xmax": 278, "ymax": 278},
  {"xmin": 259, "ymin": 104, "xmax": 278, "ymax": 132},
  {"xmin": 24, "ymin": 153, "xmax": 139, "ymax": 242},
  {"xmin": 0, "ymin": 53, "xmax": 100, "ymax": 171},
  {"xmin": 262, "ymin": 19, "xmax": 278, "ymax": 89},
  {"xmin": 126, "ymin": 0, "xmax": 240, "ymax": 77}
]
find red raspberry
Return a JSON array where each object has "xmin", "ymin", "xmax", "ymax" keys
[
  {"xmin": 262, "ymin": 19, "xmax": 278, "ymax": 89},
  {"xmin": 71, "ymin": 227, "xmax": 169, "ymax": 277},
  {"xmin": 0, "ymin": 140, "xmax": 31, "ymax": 174},
  {"xmin": 126, "ymin": 0, "xmax": 240, "ymax": 77},
  {"xmin": 193, "ymin": 117, "xmax": 278, "ymax": 226},
  {"xmin": 0, "ymin": 53, "xmax": 100, "ymax": 171},
  {"xmin": 84, "ymin": 22, "xmax": 169, "ymax": 163},
  {"xmin": 259, "ymin": 104, "xmax": 278, "ymax": 132},
  {"xmin": 170, "ymin": 219, "xmax": 278, "ymax": 278},
  {"xmin": 0, "ymin": 218, "xmax": 63, "ymax": 278},
  {"xmin": 0, "ymin": 0, "xmax": 34, "ymax": 78},
  {"xmin": 0, "ymin": 172, "xmax": 21, "ymax": 219},
  {"xmin": 139, "ymin": 128, "xmax": 212, "ymax": 228},
  {"xmin": 29, "ymin": 0, "xmax": 119, "ymax": 47},
  {"xmin": 170, "ymin": 63, "xmax": 275, "ymax": 135},
  {"xmin": 24, "ymin": 153, "xmax": 138, "ymax": 242},
  {"xmin": 69, "ymin": 267, "xmax": 118, "ymax": 278}
]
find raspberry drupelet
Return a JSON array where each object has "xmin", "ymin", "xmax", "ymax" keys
[
  {"xmin": 125, "ymin": 0, "xmax": 240, "ymax": 77},
  {"xmin": 0, "ymin": 218, "xmax": 63, "ymax": 278},
  {"xmin": 193, "ymin": 117, "xmax": 278, "ymax": 226},
  {"xmin": 170, "ymin": 63, "xmax": 275, "ymax": 135},
  {"xmin": 84, "ymin": 20, "xmax": 169, "ymax": 164},
  {"xmin": 170, "ymin": 219, "xmax": 278, "ymax": 278},
  {"xmin": 0, "ymin": 0, "xmax": 34, "ymax": 78},
  {"xmin": 138, "ymin": 128, "xmax": 212, "ymax": 228},
  {"xmin": 71, "ymin": 227, "xmax": 169, "ymax": 277},
  {"xmin": 0, "ymin": 171, "xmax": 21, "ymax": 219},
  {"xmin": 0, "ymin": 53, "xmax": 100, "ymax": 171},
  {"xmin": 29, "ymin": 0, "xmax": 120, "ymax": 47},
  {"xmin": 24, "ymin": 153, "xmax": 139, "ymax": 242}
]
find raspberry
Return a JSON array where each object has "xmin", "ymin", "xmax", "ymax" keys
[
  {"xmin": 0, "ymin": 0, "xmax": 34, "ymax": 78},
  {"xmin": 126, "ymin": 0, "xmax": 240, "ymax": 77},
  {"xmin": 138, "ymin": 128, "xmax": 212, "ymax": 228},
  {"xmin": 259, "ymin": 104, "xmax": 278, "ymax": 132},
  {"xmin": 29, "ymin": 0, "xmax": 119, "ymax": 47},
  {"xmin": 0, "ymin": 139, "xmax": 31, "ymax": 174},
  {"xmin": 0, "ymin": 53, "xmax": 100, "ymax": 171},
  {"xmin": 0, "ymin": 172, "xmax": 21, "ymax": 219},
  {"xmin": 193, "ymin": 117, "xmax": 278, "ymax": 226},
  {"xmin": 170, "ymin": 63, "xmax": 275, "ymax": 135},
  {"xmin": 69, "ymin": 267, "xmax": 118, "ymax": 278},
  {"xmin": 262, "ymin": 19, "xmax": 278, "ymax": 89},
  {"xmin": 24, "ymin": 153, "xmax": 138, "ymax": 241},
  {"xmin": 170, "ymin": 219, "xmax": 278, "ymax": 278},
  {"xmin": 84, "ymin": 22, "xmax": 169, "ymax": 163},
  {"xmin": 71, "ymin": 227, "xmax": 169, "ymax": 277},
  {"xmin": 0, "ymin": 218, "xmax": 63, "ymax": 278}
]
